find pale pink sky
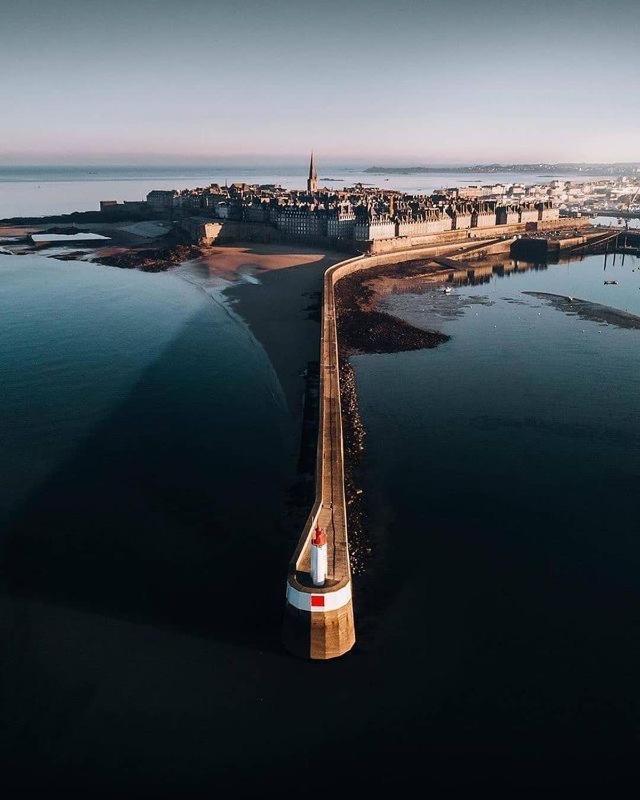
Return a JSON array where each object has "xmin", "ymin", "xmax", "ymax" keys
[{"xmin": 1, "ymin": 0, "xmax": 638, "ymax": 165}]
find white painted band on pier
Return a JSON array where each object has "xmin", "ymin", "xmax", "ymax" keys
[{"xmin": 285, "ymin": 581, "xmax": 352, "ymax": 613}]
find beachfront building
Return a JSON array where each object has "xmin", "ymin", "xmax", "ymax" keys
[
  {"xmin": 519, "ymin": 203, "xmax": 539, "ymax": 224},
  {"xmin": 353, "ymin": 207, "xmax": 396, "ymax": 241},
  {"xmin": 276, "ymin": 206, "xmax": 327, "ymax": 238},
  {"xmin": 496, "ymin": 204, "xmax": 520, "ymax": 225},
  {"xmin": 472, "ymin": 201, "xmax": 497, "ymax": 228},
  {"xmin": 146, "ymin": 190, "xmax": 177, "ymax": 214},
  {"xmin": 327, "ymin": 205, "xmax": 356, "ymax": 239},
  {"xmin": 396, "ymin": 208, "xmax": 452, "ymax": 237},
  {"xmin": 447, "ymin": 202, "xmax": 473, "ymax": 230},
  {"xmin": 537, "ymin": 201, "xmax": 560, "ymax": 222}
]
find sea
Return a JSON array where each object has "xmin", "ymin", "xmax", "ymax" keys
[{"xmin": 1, "ymin": 166, "xmax": 639, "ymax": 794}]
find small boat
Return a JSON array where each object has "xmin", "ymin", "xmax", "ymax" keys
[
  {"xmin": 604, "ymin": 280, "xmax": 618, "ymax": 285},
  {"xmin": 442, "ymin": 286, "xmax": 453, "ymax": 294}
]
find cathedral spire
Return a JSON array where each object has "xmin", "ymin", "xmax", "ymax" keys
[{"xmin": 307, "ymin": 151, "xmax": 318, "ymax": 194}]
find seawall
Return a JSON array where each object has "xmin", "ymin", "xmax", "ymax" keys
[{"xmin": 183, "ymin": 215, "xmax": 590, "ymax": 254}]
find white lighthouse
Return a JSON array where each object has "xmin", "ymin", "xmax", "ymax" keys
[{"xmin": 311, "ymin": 524, "xmax": 327, "ymax": 586}]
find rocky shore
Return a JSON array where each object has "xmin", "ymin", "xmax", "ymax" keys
[
  {"xmin": 339, "ymin": 359, "xmax": 368, "ymax": 576},
  {"xmin": 0, "ymin": 221, "xmax": 203, "ymax": 273},
  {"xmin": 64, "ymin": 226, "xmax": 203, "ymax": 272},
  {"xmin": 98, "ymin": 240, "xmax": 202, "ymax": 272}
]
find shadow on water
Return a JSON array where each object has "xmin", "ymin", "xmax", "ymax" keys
[
  {"xmin": 221, "ymin": 253, "xmax": 333, "ymax": 416},
  {"xmin": 1, "ymin": 301, "xmax": 295, "ymax": 655}
]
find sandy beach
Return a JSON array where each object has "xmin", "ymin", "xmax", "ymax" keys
[
  {"xmin": 211, "ymin": 244, "xmax": 345, "ymax": 421},
  {"xmin": 192, "ymin": 243, "xmax": 330, "ymax": 279}
]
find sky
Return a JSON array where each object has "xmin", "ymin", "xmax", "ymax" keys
[{"xmin": 1, "ymin": 0, "xmax": 638, "ymax": 165}]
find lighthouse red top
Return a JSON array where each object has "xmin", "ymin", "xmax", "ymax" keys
[{"xmin": 312, "ymin": 524, "xmax": 327, "ymax": 547}]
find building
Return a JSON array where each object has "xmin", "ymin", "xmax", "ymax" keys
[
  {"xmin": 276, "ymin": 206, "xmax": 327, "ymax": 238},
  {"xmin": 496, "ymin": 204, "xmax": 519, "ymax": 225},
  {"xmin": 146, "ymin": 190, "xmax": 177, "ymax": 214},
  {"xmin": 353, "ymin": 209, "xmax": 396, "ymax": 241},
  {"xmin": 458, "ymin": 185, "xmax": 483, "ymax": 200},
  {"xmin": 519, "ymin": 203, "xmax": 539, "ymax": 224},
  {"xmin": 537, "ymin": 200, "xmax": 560, "ymax": 222},
  {"xmin": 396, "ymin": 209, "xmax": 452, "ymax": 237},
  {"xmin": 472, "ymin": 201, "xmax": 497, "ymax": 228},
  {"xmin": 327, "ymin": 205, "xmax": 356, "ymax": 239},
  {"xmin": 446, "ymin": 202, "xmax": 473, "ymax": 230}
]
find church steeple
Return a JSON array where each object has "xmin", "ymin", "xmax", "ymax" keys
[{"xmin": 307, "ymin": 151, "xmax": 318, "ymax": 194}]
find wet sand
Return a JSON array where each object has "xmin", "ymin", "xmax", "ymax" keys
[
  {"xmin": 335, "ymin": 262, "xmax": 451, "ymax": 355},
  {"xmin": 523, "ymin": 291, "xmax": 640, "ymax": 330},
  {"xmin": 194, "ymin": 243, "xmax": 330, "ymax": 279},
  {"xmin": 217, "ymin": 244, "xmax": 345, "ymax": 421}
]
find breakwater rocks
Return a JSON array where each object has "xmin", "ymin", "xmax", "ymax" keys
[
  {"xmin": 335, "ymin": 268, "xmax": 450, "ymax": 354},
  {"xmin": 334, "ymin": 261, "xmax": 451, "ymax": 577},
  {"xmin": 339, "ymin": 359, "xmax": 368, "ymax": 577}
]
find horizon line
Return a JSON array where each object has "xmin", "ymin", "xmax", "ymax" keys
[{"xmin": 1, "ymin": 159, "xmax": 639, "ymax": 169}]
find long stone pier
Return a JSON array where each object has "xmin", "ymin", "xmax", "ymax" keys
[
  {"xmin": 282, "ymin": 219, "xmax": 595, "ymax": 660},
  {"xmin": 282, "ymin": 255, "xmax": 360, "ymax": 660}
]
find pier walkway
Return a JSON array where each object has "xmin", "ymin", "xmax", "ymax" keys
[{"xmin": 282, "ymin": 256, "xmax": 359, "ymax": 660}]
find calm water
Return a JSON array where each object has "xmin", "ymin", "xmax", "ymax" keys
[
  {"xmin": 0, "ymin": 256, "xmax": 292, "ymax": 529},
  {"xmin": 351, "ymin": 251, "xmax": 640, "ymax": 787},
  {"xmin": 592, "ymin": 214, "xmax": 640, "ymax": 230},
  {"xmin": 1, "ymin": 176, "xmax": 639, "ymax": 792},
  {"xmin": 0, "ymin": 164, "xmax": 610, "ymax": 218}
]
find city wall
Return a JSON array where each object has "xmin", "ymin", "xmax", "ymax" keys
[
  {"xmin": 182, "ymin": 215, "xmax": 589, "ymax": 255},
  {"xmin": 183, "ymin": 219, "xmax": 283, "ymax": 245},
  {"xmin": 363, "ymin": 216, "xmax": 590, "ymax": 255}
]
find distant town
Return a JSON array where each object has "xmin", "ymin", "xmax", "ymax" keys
[{"xmin": 98, "ymin": 155, "xmax": 640, "ymax": 252}]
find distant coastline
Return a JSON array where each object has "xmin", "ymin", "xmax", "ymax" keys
[{"xmin": 365, "ymin": 162, "xmax": 640, "ymax": 176}]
